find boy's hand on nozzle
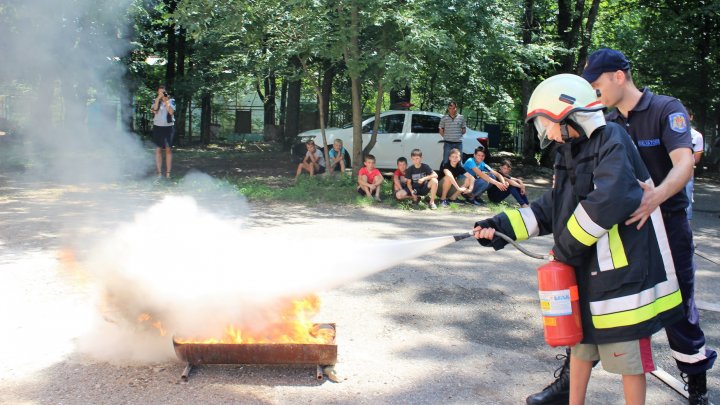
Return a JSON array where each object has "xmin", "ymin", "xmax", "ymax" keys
[
  {"xmin": 473, "ymin": 225, "xmax": 495, "ymax": 240},
  {"xmin": 473, "ymin": 218, "xmax": 508, "ymax": 250}
]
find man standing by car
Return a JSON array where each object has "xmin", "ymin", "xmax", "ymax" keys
[{"xmin": 439, "ymin": 101, "xmax": 466, "ymax": 165}]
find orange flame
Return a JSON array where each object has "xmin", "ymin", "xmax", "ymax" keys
[
  {"xmin": 138, "ymin": 313, "xmax": 166, "ymax": 336},
  {"xmin": 174, "ymin": 295, "xmax": 332, "ymax": 344}
]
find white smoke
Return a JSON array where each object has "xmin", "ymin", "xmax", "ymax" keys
[
  {"xmin": 0, "ymin": 0, "xmax": 151, "ymax": 183},
  {"xmin": 77, "ymin": 193, "xmax": 457, "ymax": 363}
]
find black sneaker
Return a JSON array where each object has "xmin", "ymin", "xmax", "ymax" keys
[
  {"xmin": 469, "ymin": 198, "xmax": 484, "ymax": 206},
  {"xmin": 683, "ymin": 372, "xmax": 709, "ymax": 405},
  {"xmin": 526, "ymin": 349, "xmax": 570, "ymax": 405}
]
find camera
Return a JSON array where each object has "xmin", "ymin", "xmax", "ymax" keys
[{"xmin": 163, "ymin": 91, "xmax": 168, "ymax": 98}]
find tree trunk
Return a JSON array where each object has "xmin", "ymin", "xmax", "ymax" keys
[
  {"xmin": 284, "ymin": 79, "xmax": 301, "ymax": 149},
  {"xmin": 321, "ymin": 62, "xmax": 336, "ymax": 126},
  {"xmin": 576, "ymin": 0, "xmax": 600, "ymax": 74},
  {"xmin": 345, "ymin": 2, "xmax": 363, "ymax": 175},
  {"xmin": 280, "ymin": 78, "xmax": 288, "ymax": 130},
  {"xmin": 557, "ymin": 0, "xmax": 585, "ymax": 73},
  {"xmin": 363, "ymin": 78, "xmax": 383, "ymax": 156},
  {"xmin": 200, "ymin": 93, "xmax": 212, "ymax": 145},
  {"xmin": 164, "ymin": 0, "xmax": 177, "ymax": 88},
  {"xmin": 350, "ymin": 75, "xmax": 362, "ymax": 175},
  {"xmin": 256, "ymin": 76, "xmax": 276, "ymax": 127},
  {"xmin": 300, "ymin": 58, "xmax": 331, "ymax": 166},
  {"xmin": 174, "ymin": 27, "xmax": 187, "ymax": 144},
  {"xmin": 521, "ymin": 0, "xmax": 537, "ymax": 160},
  {"xmin": 265, "ymin": 75, "xmax": 276, "ymax": 125},
  {"xmin": 119, "ymin": 90, "xmax": 134, "ymax": 133}
]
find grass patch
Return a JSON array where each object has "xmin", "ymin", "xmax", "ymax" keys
[{"xmin": 231, "ymin": 174, "xmax": 385, "ymax": 205}]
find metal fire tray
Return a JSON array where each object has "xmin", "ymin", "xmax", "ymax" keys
[{"xmin": 173, "ymin": 323, "xmax": 337, "ymax": 381}]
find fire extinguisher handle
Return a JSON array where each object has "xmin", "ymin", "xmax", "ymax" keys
[{"xmin": 493, "ymin": 231, "xmax": 551, "ymax": 261}]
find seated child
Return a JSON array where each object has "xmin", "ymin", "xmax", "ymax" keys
[
  {"xmin": 328, "ymin": 139, "xmax": 347, "ymax": 174},
  {"xmin": 486, "ymin": 159, "xmax": 529, "ymax": 208},
  {"xmin": 438, "ymin": 148, "xmax": 474, "ymax": 207},
  {"xmin": 357, "ymin": 154, "xmax": 383, "ymax": 201},
  {"xmin": 463, "ymin": 147, "xmax": 507, "ymax": 205},
  {"xmin": 405, "ymin": 148, "xmax": 439, "ymax": 209},
  {"xmin": 295, "ymin": 139, "xmax": 325, "ymax": 181},
  {"xmin": 393, "ymin": 157, "xmax": 414, "ymax": 201}
]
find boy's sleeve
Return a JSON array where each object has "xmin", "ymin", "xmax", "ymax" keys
[
  {"xmin": 553, "ymin": 138, "xmax": 643, "ymax": 267},
  {"xmin": 475, "ymin": 189, "xmax": 555, "ymax": 250}
]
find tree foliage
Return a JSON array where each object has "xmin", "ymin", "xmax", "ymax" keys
[{"xmin": 2, "ymin": 0, "xmax": 718, "ymax": 156}]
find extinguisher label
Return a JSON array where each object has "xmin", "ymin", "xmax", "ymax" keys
[{"xmin": 539, "ymin": 289, "xmax": 572, "ymax": 316}]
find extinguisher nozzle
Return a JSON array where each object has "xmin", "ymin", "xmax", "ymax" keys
[{"xmin": 453, "ymin": 231, "xmax": 474, "ymax": 242}]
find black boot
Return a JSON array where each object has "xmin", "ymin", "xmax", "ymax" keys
[
  {"xmin": 526, "ymin": 349, "xmax": 570, "ymax": 405},
  {"xmin": 684, "ymin": 372, "xmax": 709, "ymax": 405}
]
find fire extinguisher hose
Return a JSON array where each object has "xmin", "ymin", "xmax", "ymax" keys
[{"xmin": 454, "ymin": 230, "xmax": 550, "ymax": 261}]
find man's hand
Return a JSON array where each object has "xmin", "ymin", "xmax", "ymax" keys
[{"xmin": 625, "ymin": 180, "xmax": 660, "ymax": 229}]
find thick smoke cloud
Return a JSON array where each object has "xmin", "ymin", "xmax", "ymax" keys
[{"xmin": 0, "ymin": 0, "xmax": 151, "ymax": 183}]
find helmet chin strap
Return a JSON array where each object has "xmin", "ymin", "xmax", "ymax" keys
[
  {"xmin": 560, "ymin": 122, "xmax": 572, "ymax": 144},
  {"xmin": 560, "ymin": 119, "xmax": 589, "ymax": 144}
]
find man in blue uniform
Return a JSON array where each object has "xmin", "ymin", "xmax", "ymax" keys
[{"xmin": 525, "ymin": 48, "xmax": 715, "ymax": 405}]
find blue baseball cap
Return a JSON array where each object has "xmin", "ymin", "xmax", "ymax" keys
[{"xmin": 581, "ymin": 48, "xmax": 631, "ymax": 83}]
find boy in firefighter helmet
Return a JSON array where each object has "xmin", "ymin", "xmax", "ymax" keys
[{"xmin": 473, "ymin": 74, "xmax": 684, "ymax": 404}]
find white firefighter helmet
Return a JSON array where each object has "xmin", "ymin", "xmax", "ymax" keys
[{"xmin": 526, "ymin": 74, "xmax": 605, "ymax": 148}]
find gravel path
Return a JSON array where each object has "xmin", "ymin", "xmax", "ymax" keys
[{"xmin": 0, "ymin": 173, "xmax": 718, "ymax": 404}]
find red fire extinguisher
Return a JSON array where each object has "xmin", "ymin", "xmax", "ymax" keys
[
  {"xmin": 537, "ymin": 260, "xmax": 583, "ymax": 347},
  {"xmin": 458, "ymin": 230, "xmax": 584, "ymax": 347}
]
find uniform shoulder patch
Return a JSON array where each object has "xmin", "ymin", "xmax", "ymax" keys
[{"xmin": 668, "ymin": 112, "xmax": 688, "ymax": 133}]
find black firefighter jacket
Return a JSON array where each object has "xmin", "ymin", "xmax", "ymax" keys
[{"xmin": 478, "ymin": 121, "xmax": 684, "ymax": 345}]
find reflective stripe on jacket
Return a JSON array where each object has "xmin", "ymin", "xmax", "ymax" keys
[{"xmin": 490, "ymin": 122, "xmax": 683, "ymax": 344}]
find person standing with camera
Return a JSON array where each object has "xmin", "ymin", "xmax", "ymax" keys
[{"xmin": 151, "ymin": 85, "xmax": 175, "ymax": 180}]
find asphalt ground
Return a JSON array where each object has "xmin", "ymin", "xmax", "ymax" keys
[{"xmin": 0, "ymin": 173, "xmax": 717, "ymax": 404}]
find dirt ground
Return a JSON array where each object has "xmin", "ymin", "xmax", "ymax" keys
[{"xmin": 0, "ymin": 147, "xmax": 718, "ymax": 404}]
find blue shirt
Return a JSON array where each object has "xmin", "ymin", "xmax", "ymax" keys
[
  {"xmin": 606, "ymin": 88, "xmax": 692, "ymax": 212},
  {"xmin": 463, "ymin": 157, "xmax": 490, "ymax": 179},
  {"xmin": 328, "ymin": 147, "xmax": 346, "ymax": 160}
]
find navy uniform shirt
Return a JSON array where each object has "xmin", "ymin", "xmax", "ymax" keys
[{"xmin": 606, "ymin": 88, "xmax": 692, "ymax": 212}]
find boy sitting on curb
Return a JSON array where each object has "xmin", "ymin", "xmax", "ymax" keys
[
  {"xmin": 357, "ymin": 154, "xmax": 383, "ymax": 201},
  {"xmin": 405, "ymin": 148, "xmax": 439, "ymax": 210},
  {"xmin": 438, "ymin": 148, "xmax": 474, "ymax": 207},
  {"xmin": 328, "ymin": 139, "xmax": 347, "ymax": 175},
  {"xmin": 295, "ymin": 140, "xmax": 325, "ymax": 181},
  {"xmin": 486, "ymin": 159, "xmax": 529, "ymax": 208},
  {"xmin": 393, "ymin": 157, "xmax": 415, "ymax": 202}
]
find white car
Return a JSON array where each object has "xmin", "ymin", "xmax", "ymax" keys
[{"xmin": 294, "ymin": 110, "xmax": 489, "ymax": 170}]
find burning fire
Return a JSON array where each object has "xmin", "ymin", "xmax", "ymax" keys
[
  {"xmin": 171, "ymin": 294, "xmax": 333, "ymax": 344},
  {"xmin": 137, "ymin": 313, "xmax": 167, "ymax": 336}
]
